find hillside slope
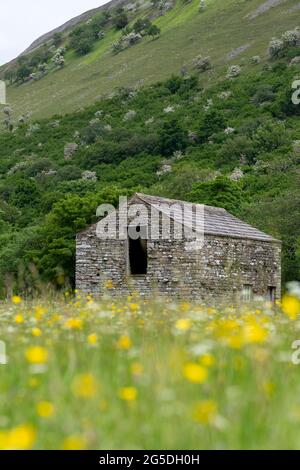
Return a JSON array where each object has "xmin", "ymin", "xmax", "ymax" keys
[
  {"xmin": 0, "ymin": 47, "xmax": 299, "ymax": 294},
  {"xmin": 2, "ymin": 0, "xmax": 300, "ymax": 119}
]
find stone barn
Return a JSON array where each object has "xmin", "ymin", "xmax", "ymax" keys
[{"xmin": 76, "ymin": 193, "xmax": 281, "ymax": 302}]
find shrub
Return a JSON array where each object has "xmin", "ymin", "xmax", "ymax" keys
[
  {"xmin": 226, "ymin": 65, "xmax": 241, "ymax": 79},
  {"xmin": 251, "ymin": 85, "xmax": 276, "ymax": 105},
  {"xmin": 188, "ymin": 176, "xmax": 243, "ymax": 214},
  {"xmin": 112, "ymin": 32, "xmax": 142, "ymax": 53},
  {"xmin": 282, "ymin": 28, "xmax": 300, "ymax": 47},
  {"xmin": 148, "ymin": 24, "xmax": 161, "ymax": 39},
  {"xmin": 268, "ymin": 38, "xmax": 285, "ymax": 58},
  {"xmin": 158, "ymin": 118, "xmax": 188, "ymax": 156},
  {"xmin": 53, "ymin": 32, "xmax": 63, "ymax": 48},
  {"xmin": 113, "ymin": 12, "xmax": 128, "ymax": 30},
  {"xmin": 193, "ymin": 55, "xmax": 211, "ymax": 72}
]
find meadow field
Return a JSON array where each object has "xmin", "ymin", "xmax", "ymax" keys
[{"xmin": 0, "ymin": 289, "xmax": 300, "ymax": 450}]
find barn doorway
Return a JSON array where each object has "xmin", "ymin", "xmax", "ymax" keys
[
  {"xmin": 128, "ymin": 226, "xmax": 148, "ymax": 275},
  {"xmin": 267, "ymin": 286, "xmax": 276, "ymax": 303}
]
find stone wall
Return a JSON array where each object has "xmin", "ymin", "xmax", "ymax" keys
[{"xmin": 76, "ymin": 214, "xmax": 281, "ymax": 303}]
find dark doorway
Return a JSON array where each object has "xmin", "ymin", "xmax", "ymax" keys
[
  {"xmin": 267, "ymin": 286, "xmax": 276, "ymax": 303},
  {"xmin": 128, "ymin": 227, "xmax": 148, "ymax": 275}
]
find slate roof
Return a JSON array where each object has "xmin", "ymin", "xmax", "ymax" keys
[
  {"xmin": 134, "ymin": 193, "xmax": 280, "ymax": 243},
  {"xmin": 78, "ymin": 193, "xmax": 280, "ymax": 243}
]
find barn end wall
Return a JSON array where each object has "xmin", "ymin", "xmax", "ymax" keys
[{"xmin": 76, "ymin": 224, "xmax": 281, "ymax": 303}]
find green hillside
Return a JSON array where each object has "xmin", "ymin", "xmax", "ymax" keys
[
  {"xmin": 0, "ymin": 35, "xmax": 299, "ymax": 295},
  {"xmin": 0, "ymin": 0, "xmax": 299, "ymax": 296},
  {"xmin": 2, "ymin": 0, "xmax": 300, "ymax": 120}
]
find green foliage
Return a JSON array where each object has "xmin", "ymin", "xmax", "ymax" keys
[
  {"xmin": 158, "ymin": 118, "xmax": 188, "ymax": 156},
  {"xmin": 16, "ymin": 64, "xmax": 32, "ymax": 83},
  {"xmin": 198, "ymin": 109, "xmax": 226, "ymax": 142},
  {"xmin": 53, "ymin": 32, "xmax": 63, "ymax": 48},
  {"xmin": 113, "ymin": 11, "xmax": 129, "ymax": 30},
  {"xmin": 148, "ymin": 24, "xmax": 161, "ymax": 38},
  {"xmin": 69, "ymin": 26, "xmax": 95, "ymax": 56},
  {"xmin": 188, "ymin": 177, "xmax": 244, "ymax": 214},
  {"xmin": 0, "ymin": 56, "xmax": 299, "ymax": 294}
]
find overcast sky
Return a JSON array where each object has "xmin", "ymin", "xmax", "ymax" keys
[{"xmin": 0, "ymin": 0, "xmax": 108, "ymax": 65}]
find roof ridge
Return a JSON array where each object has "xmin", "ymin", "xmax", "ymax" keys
[{"xmin": 135, "ymin": 193, "xmax": 227, "ymax": 213}]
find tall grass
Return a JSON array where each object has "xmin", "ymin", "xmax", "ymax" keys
[{"xmin": 0, "ymin": 291, "xmax": 300, "ymax": 449}]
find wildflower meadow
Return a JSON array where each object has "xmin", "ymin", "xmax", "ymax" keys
[{"xmin": 0, "ymin": 291, "xmax": 300, "ymax": 450}]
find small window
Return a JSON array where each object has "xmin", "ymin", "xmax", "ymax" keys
[
  {"xmin": 242, "ymin": 284, "xmax": 253, "ymax": 301},
  {"xmin": 267, "ymin": 286, "xmax": 276, "ymax": 303},
  {"xmin": 128, "ymin": 226, "xmax": 148, "ymax": 275}
]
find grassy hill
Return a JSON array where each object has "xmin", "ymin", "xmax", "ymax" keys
[
  {"xmin": 2, "ymin": 0, "xmax": 300, "ymax": 120},
  {"xmin": 0, "ymin": 0, "xmax": 299, "ymax": 296},
  {"xmin": 0, "ymin": 48, "xmax": 299, "ymax": 294}
]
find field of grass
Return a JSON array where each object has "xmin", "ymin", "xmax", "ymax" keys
[
  {"xmin": 4, "ymin": 0, "xmax": 300, "ymax": 119},
  {"xmin": 0, "ymin": 290, "xmax": 300, "ymax": 450}
]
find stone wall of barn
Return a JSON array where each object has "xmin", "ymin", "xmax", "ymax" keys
[{"xmin": 76, "ymin": 220, "xmax": 281, "ymax": 303}]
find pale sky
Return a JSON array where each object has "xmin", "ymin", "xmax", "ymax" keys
[{"xmin": 0, "ymin": 0, "xmax": 108, "ymax": 65}]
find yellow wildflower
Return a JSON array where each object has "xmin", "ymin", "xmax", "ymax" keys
[
  {"xmin": 183, "ymin": 363, "xmax": 208, "ymax": 384},
  {"xmin": 12, "ymin": 295, "xmax": 22, "ymax": 304},
  {"xmin": 226, "ymin": 334, "xmax": 243, "ymax": 349},
  {"xmin": 14, "ymin": 314, "xmax": 24, "ymax": 324},
  {"xmin": 117, "ymin": 335, "xmax": 132, "ymax": 350},
  {"xmin": 34, "ymin": 306, "xmax": 47, "ymax": 320},
  {"xmin": 31, "ymin": 327, "xmax": 42, "ymax": 337},
  {"xmin": 200, "ymin": 354, "xmax": 215, "ymax": 367},
  {"xmin": 243, "ymin": 322, "xmax": 268, "ymax": 344},
  {"xmin": 175, "ymin": 318, "xmax": 192, "ymax": 331},
  {"xmin": 25, "ymin": 346, "xmax": 48, "ymax": 364},
  {"xmin": 65, "ymin": 318, "xmax": 83, "ymax": 330},
  {"xmin": 129, "ymin": 303, "xmax": 139, "ymax": 312},
  {"xmin": 282, "ymin": 295, "xmax": 300, "ymax": 320},
  {"xmin": 193, "ymin": 400, "xmax": 218, "ymax": 424},
  {"xmin": 0, "ymin": 425, "xmax": 36, "ymax": 450},
  {"xmin": 118, "ymin": 387, "xmax": 137, "ymax": 401},
  {"xmin": 62, "ymin": 435, "xmax": 86, "ymax": 450},
  {"xmin": 87, "ymin": 333, "xmax": 98, "ymax": 345},
  {"xmin": 36, "ymin": 401, "xmax": 55, "ymax": 418},
  {"xmin": 72, "ymin": 373, "xmax": 98, "ymax": 398}
]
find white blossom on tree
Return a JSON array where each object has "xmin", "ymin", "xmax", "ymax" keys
[
  {"xmin": 226, "ymin": 65, "xmax": 241, "ymax": 79},
  {"xmin": 193, "ymin": 54, "xmax": 211, "ymax": 72},
  {"xmin": 81, "ymin": 171, "xmax": 97, "ymax": 181},
  {"xmin": 268, "ymin": 38, "xmax": 284, "ymax": 58}
]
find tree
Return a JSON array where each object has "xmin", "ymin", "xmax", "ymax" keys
[
  {"xmin": 16, "ymin": 64, "xmax": 32, "ymax": 83},
  {"xmin": 217, "ymin": 136, "xmax": 257, "ymax": 167},
  {"xmin": 198, "ymin": 109, "xmax": 226, "ymax": 142},
  {"xmin": 133, "ymin": 18, "xmax": 151, "ymax": 34},
  {"xmin": 188, "ymin": 176, "xmax": 244, "ymax": 215},
  {"xmin": 69, "ymin": 25, "xmax": 94, "ymax": 55},
  {"xmin": 53, "ymin": 32, "xmax": 63, "ymax": 48},
  {"xmin": 74, "ymin": 37, "xmax": 93, "ymax": 55},
  {"xmin": 158, "ymin": 118, "xmax": 188, "ymax": 156},
  {"xmin": 148, "ymin": 24, "xmax": 161, "ymax": 39},
  {"xmin": 113, "ymin": 12, "xmax": 128, "ymax": 30}
]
